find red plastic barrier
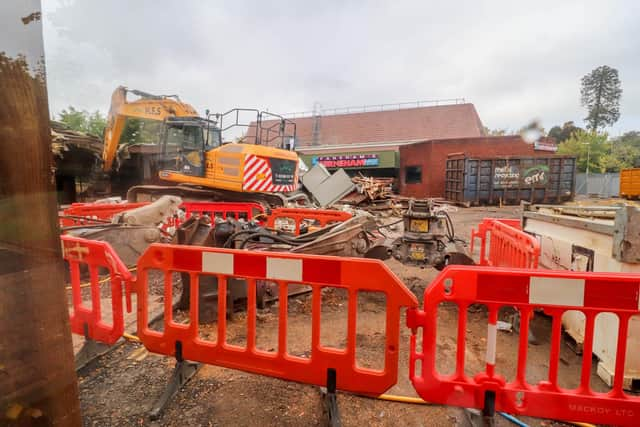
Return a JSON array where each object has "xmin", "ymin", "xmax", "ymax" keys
[
  {"xmin": 181, "ymin": 201, "xmax": 264, "ymax": 221},
  {"xmin": 470, "ymin": 218, "xmax": 539, "ymax": 269},
  {"xmin": 267, "ymin": 208, "xmax": 352, "ymax": 235},
  {"xmin": 136, "ymin": 244, "xmax": 418, "ymax": 394},
  {"xmin": 62, "ymin": 234, "xmax": 133, "ymax": 344},
  {"xmin": 408, "ymin": 265, "xmax": 640, "ymax": 426},
  {"xmin": 61, "ymin": 201, "xmax": 265, "ymax": 230},
  {"xmin": 60, "ymin": 202, "xmax": 148, "ymax": 226}
]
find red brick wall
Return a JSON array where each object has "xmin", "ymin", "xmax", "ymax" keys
[{"xmin": 399, "ymin": 136, "xmax": 556, "ymax": 198}]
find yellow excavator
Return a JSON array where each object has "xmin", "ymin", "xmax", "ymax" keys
[{"xmin": 101, "ymin": 86, "xmax": 302, "ymax": 206}]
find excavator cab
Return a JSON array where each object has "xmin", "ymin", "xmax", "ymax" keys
[{"xmin": 160, "ymin": 117, "xmax": 221, "ymax": 177}]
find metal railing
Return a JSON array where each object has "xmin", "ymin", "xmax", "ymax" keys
[{"xmin": 284, "ymin": 98, "xmax": 467, "ymax": 118}]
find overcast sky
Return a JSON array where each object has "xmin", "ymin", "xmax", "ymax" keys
[{"xmin": 42, "ymin": 0, "xmax": 639, "ymax": 135}]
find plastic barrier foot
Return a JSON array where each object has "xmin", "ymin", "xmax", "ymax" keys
[
  {"xmin": 75, "ymin": 323, "xmax": 111, "ymax": 371},
  {"xmin": 321, "ymin": 368, "xmax": 341, "ymax": 427},
  {"xmin": 149, "ymin": 341, "xmax": 200, "ymax": 420}
]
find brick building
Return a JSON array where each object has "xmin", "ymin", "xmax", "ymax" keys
[
  {"xmin": 256, "ymin": 102, "xmax": 485, "ymax": 176},
  {"xmin": 398, "ymin": 136, "xmax": 558, "ymax": 198}
]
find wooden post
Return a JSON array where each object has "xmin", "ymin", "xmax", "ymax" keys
[{"xmin": 0, "ymin": 1, "xmax": 81, "ymax": 425}]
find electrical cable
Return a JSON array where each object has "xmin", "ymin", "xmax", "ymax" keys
[
  {"xmin": 498, "ymin": 411, "xmax": 529, "ymax": 427},
  {"xmin": 239, "ymin": 232, "xmax": 304, "ymax": 249}
]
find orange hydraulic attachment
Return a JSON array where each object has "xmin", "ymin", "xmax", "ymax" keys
[
  {"xmin": 408, "ymin": 265, "xmax": 640, "ymax": 427},
  {"xmin": 62, "ymin": 234, "xmax": 133, "ymax": 344},
  {"xmin": 470, "ymin": 218, "xmax": 540, "ymax": 269},
  {"xmin": 266, "ymin": 208, "xmax": 353, "ymax": 235},
  {"xmin": 136, "ymin": 243, "xmax": 418, "ymax": 395}
]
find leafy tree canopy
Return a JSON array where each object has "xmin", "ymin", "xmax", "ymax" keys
[
  {"xmin": 58, "ymin": 106, "xmax": 107, "ymax": 137},
  {"xmin": 558, "ymin": 130, "xmax": 640, "ymax": 173},
  {"xmin": 548, "ymin": 121, "xmax": 583, "ymax": 143}
]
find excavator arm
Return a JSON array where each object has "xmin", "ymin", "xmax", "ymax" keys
[{"xmin": 101, "ymin": 86, "xmax": 199, "ymax": 171}]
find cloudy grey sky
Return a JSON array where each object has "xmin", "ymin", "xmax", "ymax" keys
[{"xmin": 42, "ymin": 0, "xmax": 640, "ymax": 135}]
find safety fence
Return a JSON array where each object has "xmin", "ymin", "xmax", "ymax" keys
[
  {"xmin": 136, "ymin": 244, "xmax": 417, "ymax": 394},
  {"xmin": 408, "ymin": 265, "xmax": 640, "ymax": 427},
  {"xmin": 63, "ymin": 235, "xmax": 133, "ymax": 344},
  {"xmin": 60, "ymin": 201, "xmax": 148, "ymax": 226},
  {"xmin": 266, "ymin": 208, "xmax": 353, "ymax": 235},
  {"xmin": 181, "ymin": 201, "xmax": 264, "ymax": 221},
  {"xmin": 62, "ymin": 230, "xmax": 640, "ymax": 426},
  {"xmin": 470, "ymin": 218, "xmax": 540, "ymax": 269},
  {"xmin": 60, "ymin": 202, "xmax": 352, "ymax": 236}
]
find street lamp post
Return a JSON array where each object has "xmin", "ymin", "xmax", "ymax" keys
[{"xmin": 582, "ymin": 142, "xmax": 591, "ymax": 194}]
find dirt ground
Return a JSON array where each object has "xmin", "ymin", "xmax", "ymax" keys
[{"xmin": 75, "ymin": 206, "xmax": 608, "ymax": 426}]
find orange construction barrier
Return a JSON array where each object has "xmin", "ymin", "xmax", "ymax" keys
[
  {"xmin": 60, "ymin": 201, "xmax": 147, "ymax": 226},
  {"xmin": 266, "ymin": 208, "xmax": 352, "ymax": 235},
  {"xmin": 135, "ymin": 244, "xmax": 418, "ymax": 395},
  {"xmin": 408, "ymin": 265, "xmax": 640, "ymax": 426},
  {"xmin": 181, "ymin": 201, "xmax": 264, "ymax": 221},
  {"xmin": 62, "ymin": 234, "xmax": 133, "ymax": 344},
  {"xmin": 470, "ymin": 218, "xmax": 540, "ymax": 269}
]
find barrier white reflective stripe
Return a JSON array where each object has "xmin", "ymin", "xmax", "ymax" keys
[
  {"xmin": 267, "ymin": 258, "xmax": 302, "ymax": 281},
  {"xmin": 202, "ymin": 252, "xmax": 234, "ymax": 275},
  {"xmin": 529, "ymin": 277, "xmax": 585, "ymax": 307},
  {"xmin": 485, "ymin": 323, "xmax": 497, "ymax": 365}
]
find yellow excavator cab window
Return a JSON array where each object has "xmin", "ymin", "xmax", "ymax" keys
[{"xmin": 120, "ymin": 117, "xmax": 163, "ymax": 145}]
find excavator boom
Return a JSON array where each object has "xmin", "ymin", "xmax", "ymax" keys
[{"xmin": 102, "ymin": 86, "xmax": 198, "ymax": 171}]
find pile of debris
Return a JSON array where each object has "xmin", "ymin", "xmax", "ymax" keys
[
  {"xmin": 353, "ymin": 174, "xmax": 394, "ymax": 200},
  {"xmin": 338, "ymin": 174, "xmax": 395, "ymax": 206},
  {"xmin": 52, "ymin": 121, "xmax": 104, "ymax": 203},
  {"xmin": 51, "ymin": 121, "xmax": 103, "ymax": 162}
]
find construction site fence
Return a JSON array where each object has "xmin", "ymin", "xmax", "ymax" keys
[
  {"xmin": 266, "ymin": 208, "xmax": 353, "ymax": 235},
  {"xmin": 60, "ymin": 201, "xmax": 351, "ymax": 236},
  {"xmin": 408, "ymin": 265, "xmax": 640, "ymax": 426},
  {"xmin": 60, "ymin": 201, "xmax": 148, "ymax": 226},
  {"xmin": 61, "ymin": 226, "xmax": 640, "ymax": 426},
  {"xmin": 470, "ymin": 218, "xmax": 540, "ymax": 269}
]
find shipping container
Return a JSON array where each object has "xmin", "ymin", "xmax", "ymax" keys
[
  {"xmin": 619, "ymin": 168, "xmax": 640, "ymax": 198},
  {"xmin": 445, "ymin": 155, "xmax": 576, "ymax": 205}
]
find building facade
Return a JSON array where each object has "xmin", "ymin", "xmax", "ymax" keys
[{"xmin": 398, "ymin": 136, "xmax": 558, "ymax": 198}]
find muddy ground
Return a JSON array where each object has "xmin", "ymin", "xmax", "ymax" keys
[{"xmin": 75, "ymin": 206, "xmax": 611, "ymax": 426}]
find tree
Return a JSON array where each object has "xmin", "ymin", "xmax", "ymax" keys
[
  {"xmin": 58, "ymin": 106, "xmax": 107, "ymax": 137},
  {"xmin": 482, "ymin": 126, "xmax": 509, "ymax": 136},
  {"xmin": 548, "ymin": 121, "xmax": 582, "ymax": 143},
  {"xmin": 580, "ymin": 65, "xmax": 622, "ymax": 131},
  {"xmin": 557, "ymin": 130, "xmax": 610, "ymax": 173},
  {"xmin": 603, "ymin": 131, "xmax": 640, "ymax": 171}
]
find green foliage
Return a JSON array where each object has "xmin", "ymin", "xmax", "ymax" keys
[
  {"xmin": 580, "ymin": 65, "xmax": 622, "ymax": 131},
  {"xmin": 483, "ymin": 127, "xmax": 508, "ymax": 136},
  {"xmin": 558, "ymin": 130, "xmax": 610, "ymax": 172},
  {"xmin": 58, "ymin": 106, "xmax": 107, "ymax": 137},
  {"xmin": 606, "ymin": 131, "xmax": 640, "ymax": 170},
  {"xmin": 547, "ymin": 121, "xmax": 583, "ymax": 143},
  {"xmin": 558, "ymin": 130, "xmax": 640, "ymax": 173}
]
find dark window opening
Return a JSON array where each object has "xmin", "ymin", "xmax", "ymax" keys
[{"xmin": 405, "ymin": 166, "xmax": 422, "ymax": 184}]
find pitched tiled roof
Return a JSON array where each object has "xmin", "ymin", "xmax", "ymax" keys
[{"xmin": 253, "ymin": 103, "xmax": 484, "ymax": 147}]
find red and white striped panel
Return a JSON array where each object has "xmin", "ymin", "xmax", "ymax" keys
[
  {"xmin": 243, "ymin": 154, "xmax": 296, "ymax": 193},
  {"xmin": 171, "ymin": 247, "xmax": 344, "ymax": 285},
  {"xmin": 476, "ymin": 273, "xmax": 640, "ymax": 311}
]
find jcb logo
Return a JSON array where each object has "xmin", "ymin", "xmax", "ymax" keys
[{"xmin": 145, "ymin": 106, "xmax": 161, "ymax": 115}]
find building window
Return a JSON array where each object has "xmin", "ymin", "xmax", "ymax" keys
[{"xmin": 405, "ymin": 165, "xmax": 422, "ymax": 184}]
